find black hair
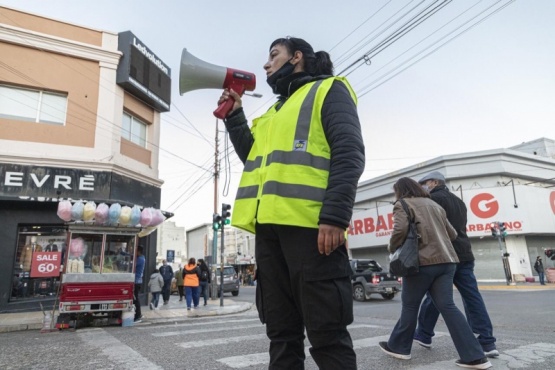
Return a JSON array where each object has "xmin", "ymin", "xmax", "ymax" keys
[
  {"xmin": 153, "ymin": 268, "xmax": 159, "ymax": 273},
  {"xmin": 137, "ymin": 245, "xmax": 144, "ymax": 254},
  {"xmin": 270, "ymin": 37, "xmax": 334, "ymax": 76},
  {"xmin": 188, "ymin": 257, "xmax": 196, "ymax": 265},
  {"xmin": 394, "ymin": 177, "xmax": 431, "ymax": 200}
]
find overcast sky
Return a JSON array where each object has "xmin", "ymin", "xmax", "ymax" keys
[{"xmin": 2, "ymin": 0, "xmax": 553, "ymax": 230}]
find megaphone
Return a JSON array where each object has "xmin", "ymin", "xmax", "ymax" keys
[{"xmin": 179, "ymin": 48, "xmax": 256, "ymax": 119}]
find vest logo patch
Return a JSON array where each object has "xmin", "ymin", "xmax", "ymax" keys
[{"xmin": 293, "ymin": 140, "xmax": 307, "ymax": 152}]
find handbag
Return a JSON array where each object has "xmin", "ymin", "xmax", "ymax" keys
[{"xmin": 389, "ymin": 198, "xmax": 420, "ymax": 277}]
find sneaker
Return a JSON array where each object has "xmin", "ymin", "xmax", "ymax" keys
[
  {"xmin": 187, "ymin": 307, "xmax": 191, "ymax": 311},
  {"xmin": 483, "ymin": 348, "xmax": 499, "ymax": 358},
  {"xmin": 204, "ymin": 302, "xmax": 207, "ymax": 306},
  {"xmin": 455, "ymin": 357, "xmax": 492, "ymax": 369},
  {"xmin": 413, "ymin": 333, "xmax": 432, "ymax": 349},
  {"xmin": 149, "ymin": 303, "xmax": 154, "ymax": 310},
  {"xmin": 378, "ymin": 341, "xmax": 411, "ymax": 360},
  {"xmin": 133, "ymin": 318, "xmax": 142, "ymax": 323},
  {"xmin": 194, "ymin": 305, "xmax": 199, "ymax": 309}
]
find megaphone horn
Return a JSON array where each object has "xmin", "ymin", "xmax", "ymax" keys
[{"xmin": 179, "ymin": 48, "xmax": 256, "ymax": 119}]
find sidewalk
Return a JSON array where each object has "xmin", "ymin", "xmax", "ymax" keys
[{"xmin": 0, "ymin": 296, "xmax": 253, "ymax": 334}]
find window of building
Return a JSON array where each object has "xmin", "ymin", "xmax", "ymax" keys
[
  {"xmin": 103, "ymin": 234, "xmax": 136, "ymax": 273},
  {"xmin": 122, "ymin": 111, "xmax": 147, "ymax": 147},
  {"xmin": 11, "ymin": 225, "xmax": 67, "ymax": 302},
  {"xmin": 0, "ymin": 85, "xmax": 67, "ymax": 125}
]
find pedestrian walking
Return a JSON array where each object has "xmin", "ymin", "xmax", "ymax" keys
[
  {"xmin": 175, "ymin": 264, "xmax": 185, "ymax": 301},
  {"xmin": 159, "ymin": 260, "xmax": 173, "ymax": 305},
  {"xmin": 148, "ymin": 268, "xmax": 164, "ymax": 310},
  {"xmin": 219, "ymin": 36, "xmax": 365, "ymax": 370},
  {"xmin": 414, "ymin": 171, "xmax": 499, "ymax": 358},
  {"xmin": 379, "ymin": 177, "xmax": 492, "ymax": 370},
  {"xmin": 535, "ymin": 256, "xmax": 546, "ymax": 285},
  {"xmin": 197, "ymin": 259, "xmax": 211, "ymax": 306},
  {"xmin": 133, "ymin": 245, "xmax": 145, "ymax": 323},
  {"xmin": 183, "ymin": 257, "xmax": 200, "ymax": 310}
]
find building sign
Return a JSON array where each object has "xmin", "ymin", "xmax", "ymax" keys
[
  {"xmin": 30, "ymin": 252, "xmax": 62, "ymax": 278},
  {"xmin": 117, "ymin": 31, "xmax": 171, "ymax": 112},
  {"xmin": 348, "ymin": 185, "xmax": 555, "ymax": 249},
  {"xmin": 166, "ymin": 249, "xmax": 175, "ymax": 263}
]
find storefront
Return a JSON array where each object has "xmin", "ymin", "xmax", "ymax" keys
[{"xmin": 0, "ymin": 164, "xmax": 165, "ymax": 313}]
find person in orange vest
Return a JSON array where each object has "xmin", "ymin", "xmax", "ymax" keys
[{"xmin": 182, "ymin": 257, "xmax": 200, "ymax": 310}]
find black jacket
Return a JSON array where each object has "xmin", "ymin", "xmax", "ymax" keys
[
  {"xmin": 224, "ymin": 73, "xmax": 365, "ymax": 229},
  {"xmin": 429, "ymin": 185, "xmax": 474, "ymax": 262}
]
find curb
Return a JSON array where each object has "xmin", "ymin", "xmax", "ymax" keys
[{"xmin": 0, "ymin": 302, "xmax": 254, "ymax": 333}]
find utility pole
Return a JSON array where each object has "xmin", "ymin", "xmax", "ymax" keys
[{"xmin": 211, "ymin": 119, "xmax": 219, "ymax": 300}]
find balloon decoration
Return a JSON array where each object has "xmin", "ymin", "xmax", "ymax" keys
[{"xmin": 56, "ymin": 200, "xmax": 167, "ymax": 228}]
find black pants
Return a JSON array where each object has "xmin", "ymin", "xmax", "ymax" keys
[
  {"xmin": 255, "ymin": 223, "xmax": 356, "ymax": 370},
  {"xmin": 177, "ymin": 285, "xmax": 184, "ymax": 299},
  {"xmin": 133, "ymin": 283, "xmax": 142, "ymax": 320},
  {"xmin": 162, "ymin": 280, "xmax": 171, "ymax": 302}
]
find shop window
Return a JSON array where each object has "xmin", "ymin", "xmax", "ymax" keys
[
  {"xmin": 11, "ymin": 226, "xmax": 67, "ymax": 302},
  {"xmin": 67, "ymin": 233, "xmax": 103, "ymax": 273},
  {"xmin": 121, "ymin": 111, "xmax": 147, "ymax": 147},
  {"xmin": 103, "ymin": 234, "xmax": 136, "ymax": 273},
  {"xmin": 0, "ymin": 84, "xmax": 67, "ymax": 125}
]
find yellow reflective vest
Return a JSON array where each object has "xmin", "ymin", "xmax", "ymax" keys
[{"xmin": 231, "ymin": 76, "xmax": 357, "ymax": 233}]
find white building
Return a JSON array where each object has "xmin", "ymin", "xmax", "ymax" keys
[
  {"xmin": 155, "ymin": 221, "xmax": 186, "ymax": 268},
  {"xmin": 349, "ymin": 137, "xmax": 555, "ymax": 282}
]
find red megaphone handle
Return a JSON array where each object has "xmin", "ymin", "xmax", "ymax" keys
[
  {"xmin": 213, "ymin": 84, "xmax": 246, "ymax": 119},
  {"xmin": 213, "ymin": 98, "xmax": 235, "ymax": 120}
]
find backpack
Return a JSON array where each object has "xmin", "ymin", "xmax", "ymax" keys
[{"xmin": 200, "ymin": 269, "xmax": 209, "ymax": 281}]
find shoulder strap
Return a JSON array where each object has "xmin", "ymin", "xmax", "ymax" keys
[{"xmin": 399, "ymin": 198, "xmax": 415, "ymax": 223}]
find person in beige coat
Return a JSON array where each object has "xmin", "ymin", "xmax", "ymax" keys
[{"xmin": 379, "ymin": 177, "xmax": 492, "ymax": 370}]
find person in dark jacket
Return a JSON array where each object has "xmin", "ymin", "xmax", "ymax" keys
[
  {"xmin": 218, "ymin": 37, "xmax": 364, "ymax": 370},
  {"xmin": 413, "ymin": 171, "xmax": 499, "ymax": 358},
  {"xmin": 197, "ymin": 259, "xmax": 211, "ymax": 306},
  {"xmin": 534, "ymin": 256, "xmax": 546, "ymax": 285},
  {"xmin": 159, "ymin": 260, "xmax": 173, "ymax": 305}
]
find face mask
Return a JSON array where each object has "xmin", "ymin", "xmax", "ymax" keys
[
  {"xmin": 266, "ymin": 58, "xmax": 295, "ymax": 94},
  {"xmin": 421, "ymin": 185, "xmax": 430, "ymax": 193}
]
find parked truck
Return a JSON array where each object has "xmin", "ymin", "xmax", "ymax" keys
[{"xmin": 350, "ymin": 259, "xmax": 402, "ymax": 301}]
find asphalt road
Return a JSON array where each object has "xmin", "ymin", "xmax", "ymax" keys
[{"xmin": 1, "ymin": 286, "xmax": 554, "ymax": 369}]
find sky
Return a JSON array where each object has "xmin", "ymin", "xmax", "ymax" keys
[{"xmin": 2, "ymin": 0, "xmax": 554, "ymax": 230}]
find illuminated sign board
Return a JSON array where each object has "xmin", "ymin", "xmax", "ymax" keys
[{"xmin": 116, "ymin": 31, "xmax": 171, "ymax": 112}]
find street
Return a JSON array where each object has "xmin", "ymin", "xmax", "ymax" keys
[{"xmin": 0, "ymin": 286, "xmax": 554, "ymax": 369}]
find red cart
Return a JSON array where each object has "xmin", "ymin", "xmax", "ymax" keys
[{"xmin": 56, "ymin": 225, "xmax": 141, "ymax": 329}]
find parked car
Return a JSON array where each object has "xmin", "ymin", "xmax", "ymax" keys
[
  {"xmin": 350, "ymin": 259, "xmax": 402, "ymax": 301},
  {"xmin": 208, "ymin": 265, "xmax": 240, "ymax": 297}
]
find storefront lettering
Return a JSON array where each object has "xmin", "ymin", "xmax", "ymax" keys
[
  {"xmin": 348, "ymin": 213, "xmax": 394, "ymax": 236},
  {"xmin": 467, "ymin": 220, "xmax": 523, "ymax": 233},
  {"xmin": 2, "ymin": 172, "xmax": 95, "ymax": 191},
  {"xmin": 469, "ymin": 193, "xmax": 498, "ymax": 218}
]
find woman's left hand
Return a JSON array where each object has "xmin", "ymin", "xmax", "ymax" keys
[{"xmin": 318, "ymin": 224, "xmax": 346, "ymax": 255}]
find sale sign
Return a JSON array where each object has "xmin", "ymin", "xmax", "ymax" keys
[{"xmin": 30, "ymin": 252, "xmax": 62, "ymax": 278}]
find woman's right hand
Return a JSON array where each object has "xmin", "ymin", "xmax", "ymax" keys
[{"xmin": 218, "ymin": 88, "xmax": 243, "ymax": 116}]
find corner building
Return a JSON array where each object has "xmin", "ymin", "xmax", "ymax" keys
[
  {"xmin": 0, "ymin": 7, "xmax": 171, "ymax": 312},
  {"xmin": 349, "ymin": 138, "xmax": 555, "ymax": 282}
]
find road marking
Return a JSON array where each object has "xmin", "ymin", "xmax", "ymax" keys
[
  {"xmin": 78, "ymin": 328, "xmax": 162, "ymax": 370},
  {"xmin": 152, "ymin": 323, "xmax": 264, "ymax": 337},
  {"xmin": 136, "ymin": 317, "xmax": 260, "ymax": 330},
  {"xmin": 217, "ymin": 327, "xmax": 430, "ymax": 368},
  {"xmin": 178, "ymin": 334, "xmax": 268, "ymax": 348}
]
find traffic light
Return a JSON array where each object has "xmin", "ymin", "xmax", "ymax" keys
[
  {"xmin": 498, "ymin": 222, "xmax": 507, "ymax": 237},
  {"xmin": 221, "ymin": 203, "xmax": 231, "ymax": 226},
  {"xmin": 490, "ymin": 222, "xmax": 497, "ymax": 237},
  {"xmin": 212, "ymin": 213, "xmax": 221, "ymax": 230}
]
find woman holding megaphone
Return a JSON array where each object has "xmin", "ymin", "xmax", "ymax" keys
[{"xmin": 219, "ymin": 37, "xmax": 364, "ymax": 370}]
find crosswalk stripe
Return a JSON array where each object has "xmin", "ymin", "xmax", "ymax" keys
[
  {"xmin": 178, "ymin": 334, "xmax": 268, "ymax": 349},
  {"xmin": 136, "ymin": 318, "xmax": 260, "ymax": 330},
  {"xmin": 217, "ymin": 328, "xmax": 442, "ymax": 368},
  {"xmin": 78, "ymin": 328, "xmax": 162, "ymax": 370},
  {"xmin": 152, "ymin": 323, "xmax": 264, "ymax": 337}
]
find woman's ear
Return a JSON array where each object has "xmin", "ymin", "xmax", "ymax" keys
[{"xmin": 292, "ymin": 50, "xmax": 305, "ymax": 72}]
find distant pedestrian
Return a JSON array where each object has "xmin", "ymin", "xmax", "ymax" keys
[
  {"xmin": 159, "ymin": 260, "xmax": 174, "ymax": 305},
  {"xmin": 133, "ymin": 245, "xmax": 145, "ymax": 323},
  {"xmin": 175, "ymin": 264, "xmax": 185, "ymax": 301},
  {"xmin": 379, "ymin": 177, "xmax": 491, "ymax": 370},
  {"xmin": 198, "ymin": 259, "xmax": 211, "ymax": 306},
  {"xmin": 183, "ymin": 257, "xmax": 200, "ymax": 310},
  {"xmin": 414, "ymin": 171, "xmax": 499, "ymax": 358},
  {"xmin": 148, "ymin": 268, "xmax": 164, "ymax": 310},
  {"xmin": 534, "ymin": 256, "xmax": 546, "ymax": 285}
]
